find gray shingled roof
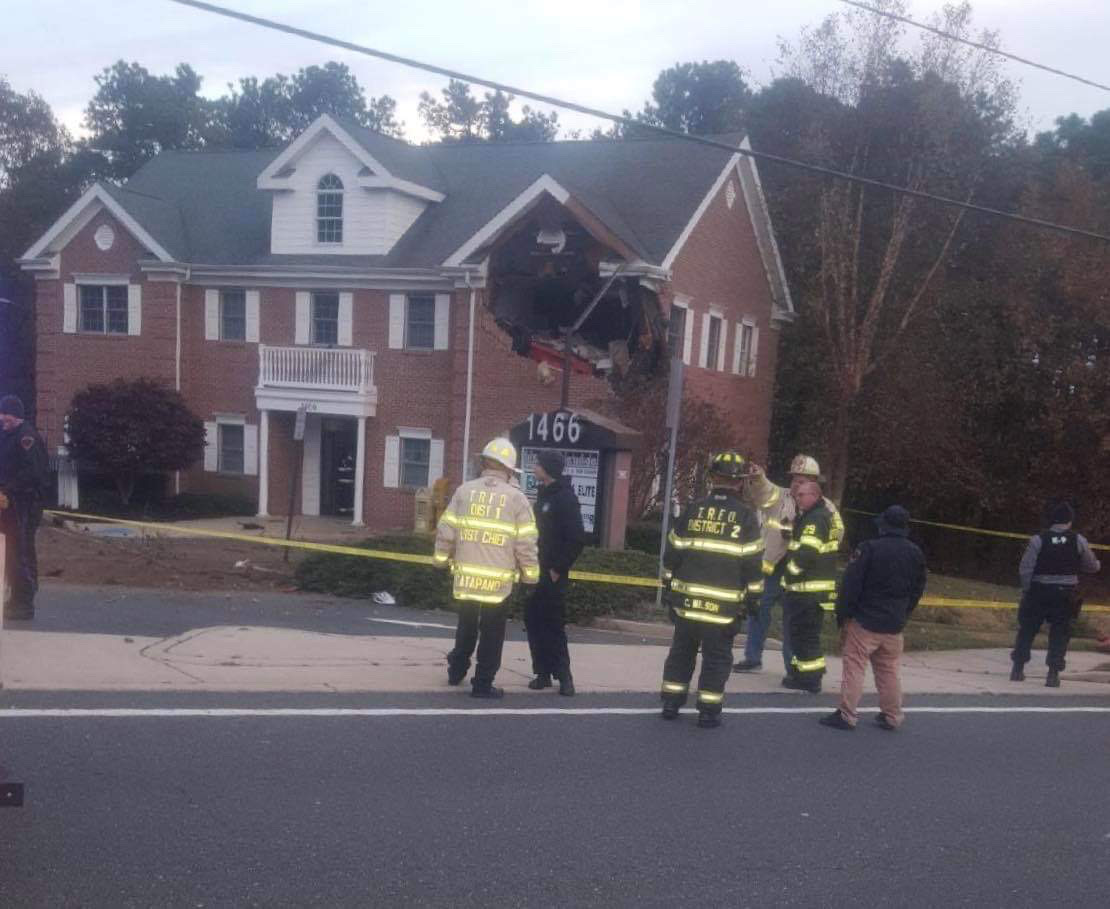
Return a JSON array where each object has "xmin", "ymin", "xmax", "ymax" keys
[{"xmin": 113, "ymin": 128, "xmax": 739, "ymax": 269}]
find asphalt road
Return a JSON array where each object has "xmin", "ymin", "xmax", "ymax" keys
[{"xmin": 1, "ymin": 691, "xmax": 1108, "ymax": 908}]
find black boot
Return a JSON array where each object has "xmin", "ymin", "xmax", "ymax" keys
[
  {"xmin": 696, "ymin": 711, "xmax": 722, "ymax": 729},
  {"xmin": 732, "ymin": 659, "xmax": 762, "ymax": 673},
  {"xmin": 447, "ymin": 664, "xmax": 467, "ymax": 686},
  {"xmin": 1009, "ymin": 663, "xmax": 1025, "ymax": 682},
  {"xmin": 557, "ymin": 671, "xmax": 575, "ymax": 697},
  {"xmin": 470, "ymin": 682, "xmax": 504, "ymax": 699},
  {"xmin": 1045, "ymin": 668, "xmax": 1061, "ymax": 688},
  {"xmin": 661, "ymin": 701, "xmax": 681, "ymax": 720},
  {"xmin": 527, "ymin": 673, "xmax": 552, "ymax": 690}
]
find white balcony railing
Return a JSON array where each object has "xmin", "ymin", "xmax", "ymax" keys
[{"xmin": 258, "ymin": 345, "xmax": 375, "ymax": 394}]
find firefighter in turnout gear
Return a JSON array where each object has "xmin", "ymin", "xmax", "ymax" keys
[
  {"xmin": 780, "ymin": 479, "xmax": 839, "ymax": 693},
  {"xmin": 435, "ymin": 437, "xmax": 540, "ymax": 698},
  {"xmin": 660, "ymin": 452, "xmax": 764, "ymax": 728}
]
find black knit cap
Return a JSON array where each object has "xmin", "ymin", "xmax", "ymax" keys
[
  {"xmin": 536, "ymin": 450, "xmax": 565, "ymax": 478},
  {"xmin": 0, "ymin": 395, "xmax": 25, "ymax": 419},
  {"xmin": 876, "ymin": 505, "xmax": 910, "ymax": 535},
  {"xmin": 1047, "ymin": 501, "xmax": 1075, "ymax": 526}
]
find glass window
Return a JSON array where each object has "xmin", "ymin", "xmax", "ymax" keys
[
  {"xmin": 221, "ymin": 289, "xmax": 246, "ymax": 341},
  {"xmin": 738, "ymin": 323, "xmax": 754, "ymax": 375},
  {"xmin": 667, "ymin": 306, "xmax": 687, "ymax": 358},
  {"xmin": 400, "ymin": 437, "xmax": 430, "ymax": 488},
  {"xmin": 405, "ymin": 295, "xmax": 435, "ymax": 351},
  {"xmin": 317, "ymin": 174, "xmax": 344, "ymax": 244},
  {"xmin": 312, "ymin": 292, "xmax": 339, "ymax": 346},
  {"xmin": 706, "ymin": 316, "xmax": 722, "ymax": 370},
  {"xmin": 79, "ymin": 285, "xmax": 129, "ymax": 334},
  {"xmin": 219, "ymin": 423, "xmax": 245, "ymax": 474}
]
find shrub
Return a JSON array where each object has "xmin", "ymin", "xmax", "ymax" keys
[{"xmin": 625, "ymin": 520, "xmax": 663, "ymax": 555}]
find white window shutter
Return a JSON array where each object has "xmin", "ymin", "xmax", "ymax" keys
[
  {"xmin": 732, "ymin": 323, "xmax": 743, "ymax": 374},
  {"xmin": 384, "ymin": 435, "xmax": 401, "ymax": 488},
  {"xmin": 63, "ymin": 283, "xmax": 77, "ymax": 333},
  {"xmin": 434, "ymin": 293, "xmax": 450, "ymax": 350},
  {"xmin": 698, "ymin": 313, "xmax": 711, "ymax": 368},
  {"xmin": 245, "ymin": 290, "xmax": 260, "ymax": 343},
  {"xmin": 338, "ymin": 292, "xmax": 353, "ymax": 347},
  {"xmin": 243, "ymin": 423, "xmax": 259, "ymax": 476},
  {"xmin": 127, "ymin": 284, "xmax": 142, "ymax": 336},
  {"xmin": 682, "ymin": 307, "xmax": 693, "ymax": 365},
  {"xmin": 388, "ymin": 294, "xmax": 405, "ymax": 350},
  {"xmin": 205, "ymin": 289, "xmax": 220, "ymax": 341},
  {"xmin": 203, "ymin": 422, "xmax": 218, "ymax": 472},
  {"xmin": 748, "ymin": 325, "xmax": 760, "ymax": 377},
  {"xmin": 295, "ymin": 292, "xmax": 310, "ymax": 345},
  {"xmin": 429, "ymin": 439, "xmax": 445, "ymax": 484},
  {"xmin": 717, "ymin": 319, "xmax": 728, "ymax": 372}
]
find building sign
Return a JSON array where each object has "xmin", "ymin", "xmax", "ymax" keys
[{"xmin": 521, "ymin": 446, "xmax": 600, "ymax": 533}]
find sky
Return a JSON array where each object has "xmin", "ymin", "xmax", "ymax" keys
[{"xmin": 3, "ymin": 0, "xmax": 1109, "ymax": 143}]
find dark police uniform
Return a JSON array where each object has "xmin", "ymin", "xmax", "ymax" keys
[
  {"xmin": 781, "ymin": 499, "xmax": 838, "ymax": 691},
  {"xmin": 1, "ymin": 420, "xmax": 49, "ymax": 618},
  {"xmin": 661, "ymin": 487, "xmax": 763, "ymax": 720}
]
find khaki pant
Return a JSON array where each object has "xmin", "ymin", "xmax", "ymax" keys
[{"xmin": 838, "ymin": 620, "xmax": 904, "ymax": 727}]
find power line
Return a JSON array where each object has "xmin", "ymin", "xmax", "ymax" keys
[
  {"xmin": 836, "ymin": 0, "xmax": 1110, "ymax": 93},
  {"xmin": 166, "ymin": 0, "xmax": 1110, "ymax": 244}
]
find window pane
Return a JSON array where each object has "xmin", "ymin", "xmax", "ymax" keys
[
  {"xmin": 312, "ymin": 293, "xmax": 339, "ymax": 345},
  {"xmin": 80, "ymin": 285, "xmax": 104, "ymax": 333},
  {"xmin": 667, "ymin": 307, "xmax": 686, "ymax": 357},
  {"xmin": 106, "ymin": 286, "xmax": 129, "ymax": 334},
  {"xmin": 221, "ymin": 290, "xmax": 246, "ymax": 341},
  {"xmin": 317, "ymin": 180, "xmax": 343, "ymax": 244},
  {"xmin": 707, "ymin": 317, "xmax": 721, "ymax": 370},
  {"xmin": 219, "ymin": 424, "xmax": 245, "ymax": 473},
  {"xmin": 400, "ymin": 437, "xmax": 430, "ymax": 487},
  {"xmin": 740, "ymin": 324, "xmax": 753, "ymax": 372},
  {"xmin": 406, "ymin": 295, "xmax": 436, "ymax": 350}
]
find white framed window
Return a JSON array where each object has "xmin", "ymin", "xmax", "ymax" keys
[
  {"xmin": 316, "ymin": 174, "xmax": 344, "ymax": 244},
  {"xmin": 388, "ymin": 294, "xmax": 450, "ymax": 351},
  {"xmin": 79, "ymin": 284, "xmax": 129, "ymax": 334},
  {"xmin": 204, "ymin": 416, "xmax": 258, "ymax": 475},
  {"xmin": 384, "ymin": 428, "xmax": 444, "ymax": 490},
  {"xmin": 732, "ymin": 319, "xmax": 760, "ymax": 377},
  {"xmin": 219, "ymin": 423, "xmax": 245, "ymax": 474},
  {"xmin": 405, "ymin": 295, "xmax": 436, "ymax": 351},
  {"xmin": 667, "ymin": 303, "xmax": 687, "ymax": 360},
  {"xmin": 401, "ymin": 436, "xmax": 431, "ymax": 488},
  {"xmin": 705, "ymin": 314, "xmax": 723, "ymax": 370},
  {"xmin": 220, "ymin": 289, "xmax": 246, "ymax": 341},
  {"xmin": 312, "ymin": 292, "xmax": 340, "ymax": 346}
]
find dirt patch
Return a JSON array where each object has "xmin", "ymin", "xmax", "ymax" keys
[{"xmin": 37, "ymin": 524, "xmax": 303, "ymax": 593}]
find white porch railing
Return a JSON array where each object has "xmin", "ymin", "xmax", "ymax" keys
[{"xmin": 258, "ymin": 345, "xmax": 376, "ymax": 393}]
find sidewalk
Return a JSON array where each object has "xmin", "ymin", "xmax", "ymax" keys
[{"xmin": 2, "ymin": 620, "xmax": 1107, "ymax": 694}]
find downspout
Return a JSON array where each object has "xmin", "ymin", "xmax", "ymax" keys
[
  {"xmin": 173, "ymin": 269, "xmax": 187, "ymax": 495},
  {"xmin": 462, "ymin": 273, "xmax": 477, "ymax": 482}
]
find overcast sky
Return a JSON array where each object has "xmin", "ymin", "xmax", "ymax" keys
[{"xmin": 4, "ymin": 0, "xmax": 1108, "ymax": 142}]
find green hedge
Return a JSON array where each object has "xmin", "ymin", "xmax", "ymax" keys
[{"xmin": 294, "ymin": 534, "xmax": 660, "ymax": 623}]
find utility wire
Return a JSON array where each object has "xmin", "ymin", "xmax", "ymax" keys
[
  {"xmin": 167, "ymin": 0, "xmax": 1110, "ymax": 244},
  {"xmin": 836, "ymin": 0, "xmax": 1110, "ymax": 93}
]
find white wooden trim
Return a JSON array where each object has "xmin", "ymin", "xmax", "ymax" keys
[
  {"xmin": 748, "ymin": 324, "xmax": 760, "ymax": 377},
  {"xmin": 398, "ymin": 426, "xmax": 433, "ymax": 440},
  {"xmin": 383, "ymin": 434, "xmax": 401, "ymax": 488},
  {"xmin": 443, "ymin": 174, "xmax": 572, "ymax": 267},
  {"xmin": 205, "ymin": 289, "xmax": 220, "ymax": 341},
  {"xmin": 127, "ymin": 284, "xmax": 142, "ymax": 336},
  {"xmin": 63, "ymin": 283, "xmax": 77, "ymax": 333},
  {"xmin": 698, "ymin": 312, "xmax": 711, "ymax": 369},
  {"xmin": 715, "ymin": 317, "xmax": 728, "ymax": 372},
  {"xmin": 243, "ymin": 423, "xmax": 259, "ymax": 476},
  {"xmin": 429, "ymin": 439, "xmax": 445, "ymax": 485},
  {"xmin": 388, "ymin": 294, "xmax": 405, "ymax": 349},
  {"xmin": 338, "ymin": 292, "xmax": 353, "ymax": 347},
  {"xmin": 295, "ymin": 292, "xmax": 310, "ymax": 345},
  {"xmin": 732, "ymin": 322, "xmax": 744, "ymax": 375},
  {"xmin": 433, "ymin": 293, "xmax": 450, "ymax": 350},
  {"xmin": 682, "ymin": 304, "xmax": 693, "ymax": 366},
  {"xmin": 660, "ymin": 153, "xmax": 742, "ymax": 271},
  {"xmin": 203, "ymin": 421, "xmax": 218, "ymax": 472},
  {"xmin": 22, "ymin": 183, "xmax": 174, "ymax": 261},
  {"xmin": 301, "ymin": 415, "xmax": 321, "ymax": 516},
  {"xmin": 245, "ymin": 290, "xmax": 261, "ymax": 343},
  {"xmin": 355, "ymin": 174, "xmax": 445, "ymax": 203},
  {"xmin": 353, "ymin": 416, "xmax": 367, "ymax": 525},
  {"xmin": 257, "ymin": 114, "xmax": 391, "ymax": 188},
  {"xmin": 738, "ymin": 138, "xmax": 796, "ymax": 318},
  {"xmin": 257, "ymin": 410, "xmax": 270, "ymax": 516}
]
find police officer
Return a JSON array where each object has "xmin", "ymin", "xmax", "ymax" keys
[
  {"xmin": 660, "ymin": 452, "xmax": 764, "ymax": 728},
  {"xmin": 780, "ymin": 479, "xmax": 838, "ymax": 693},
  {"xmin": 1010, "ymin": 502, "xmax": 1101, "ymax": 688},
  {"xmin": 0, "ymin": 395, "xmax": 48, "ymax": 621}
]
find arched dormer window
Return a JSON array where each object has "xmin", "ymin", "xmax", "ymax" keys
[{"xmin": 316, "ymin": 174, "xmax": 344, "ymax": 243}]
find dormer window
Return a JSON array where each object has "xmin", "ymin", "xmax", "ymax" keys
[{"xmin": 316, "ymin": 174, "xmax": 344, "ymax": 243}]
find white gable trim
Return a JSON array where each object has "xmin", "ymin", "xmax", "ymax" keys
[
  {"xmin": 660, "ymin": 153, "xmax": 741, "ymax": 271},
  {"xmin": 736, "ymin": 137, "xmax": 796, "ymax": 321},
  {"xmin": 21, "ymin": 183, "xmax": 174, "ymax": 262},
  {"xmin": 356, "ymin": 175, "xmax": 445, "ymax": 203},
  {"xmin": 443, "ymin": 174, "xmax": 572, "ymax": 268},
  {"xmin": 258, "ymin": 115, "xmax": 391, "ymax": 189}
]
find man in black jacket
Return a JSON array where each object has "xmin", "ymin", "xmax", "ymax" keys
[
  {"xmin": 525, "ymin": 451, "xmax": 585, "ymax": 696},
  {"xmin": 1, "ymin": 395, "xmax": 49, "ymax": 621},
  {"xmin": 820, "ymin": 505, "xmax": 926, "ymax": 731}
]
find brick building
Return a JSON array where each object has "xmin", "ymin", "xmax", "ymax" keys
[{"xmin": 20, "ymin": 115, "xmax": 793, "ymax": 531}]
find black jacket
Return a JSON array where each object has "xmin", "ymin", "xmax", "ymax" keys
[
  {"xmin": 0, "ymin": 421, "xmax": 49, "ymax": 502},
  {"xmin": 663, "ymin": 488, "xmax": 764, "ymax": 625},
  {"xmin": 782, "ymin": 501, "xmax": 839, "ymax": 602},
  {"xmin": 836, "ymin": 530, "xmax": 927, "ymax": 634},
  {"xmin": 535, "ymin": 476, "xmax": 585, "ymax": 575}
]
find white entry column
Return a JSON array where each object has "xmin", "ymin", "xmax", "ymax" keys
[
  {"xmin": 257, "ymin": 410, "xmax": 270, "ymax": 517},
  {"xmin": 353, "ymin": 416, "xmax": 367, "ymax": 526}
]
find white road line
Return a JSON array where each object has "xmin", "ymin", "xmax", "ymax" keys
[
  {"xmin": 0, "ymin": 706, "xmax": 1108, "ymax": 718},
  {"xmin": 367, "ymin": 618, "xmax": 456, "ymax": 630}
]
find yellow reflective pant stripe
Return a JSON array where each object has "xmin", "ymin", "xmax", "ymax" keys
[
  {"xmin": 820, "ymin": 601, "xmax": 836, "ymax": 612},
  {"xmin": 791, "ymin": 655, "xmax": 827, "ymax": 672},
  {"xmin": 674, "ymin": 608, "xmax": 736, "ymax": 625},
  {"xmin": 662, "ymin": 681, "xmax": 688, "ymax": 693},
  {"xmin": 670, "ymin": 580, "xmax": 742, "ymax": 602},
  {"xmin": 747, "ymin": 581, "xmax": 765, "ymax": 593},
  {"xmin": 521, "ymin": 566, "xmax": 540, "ymax": 581},
  {"xmin": 697, "ymin": 690, "xmax": 724, "ymax": 704}
]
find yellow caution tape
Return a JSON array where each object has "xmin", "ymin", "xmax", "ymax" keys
[
  {"xmin": 567, "ymin": 569, "xmax": 660, "ymax": 589},
  {"xmin": 917, "ymin": 595, "xmax": 1110, "ymax": 614},
  {"xmin": 845, "ymin": 508, "xmax": 1110, "ymax": 552}
]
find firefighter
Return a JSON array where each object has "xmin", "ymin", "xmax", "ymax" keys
[
  {"xmin": 0, "ymin": 395, "xmax": 49, "ymax": 621},
  {"xmin": 660, "ymin": 451, "xmax": 764, "ymax": 728},
  {"xmin": 733, "ymin": 454, "xmax": 844, "ymax": 674},
  {"xmin": 780, "ymin": 479, "xmax": 839, "ymax": 693},
  {"xmin": 435, "ymin": 437, "xmax": 540, "ymax": 698}
]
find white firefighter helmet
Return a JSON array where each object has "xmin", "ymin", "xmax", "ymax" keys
[
  {"xmin": 789, "ymin": 454, "xmax": 822, "ymax": 478},
  {"xmin": 481, "ymin": 437, "xmax": 520, "ymax": 473}
]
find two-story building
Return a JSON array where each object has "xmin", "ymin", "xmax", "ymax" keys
[{"xmin": 20, "ymin": 114, "xmax": 793, "ymax": 530}]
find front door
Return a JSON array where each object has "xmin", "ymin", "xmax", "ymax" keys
[{"xmin": 320, "ymin": 418, "xmax": 357, "ymax": 517}]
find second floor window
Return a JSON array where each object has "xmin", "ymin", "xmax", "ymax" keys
[
  {"xmin": 317, "ymin": 174, "xmax": 344, "ymax": 243},
  {"xmin": 667, "ymin": 306, "xmax": 687, "ymax": 359},
  {"xmin": 405, "ymin": 295, "xmax": 436, "ymax": 350},
  {"xmin": 706, "ymin": 315, "xmax": 722, "ymax": 370},
  {"xmin": 221, "ymin": 289, "xmax": 246, "ymax": 341},
  {"xmin": 79, "ymin": 284, "xmax": 129, "ymax": 334},
  {"xmin": 312, "ymin": 292, "xmax": 339, "ymax": 346}
]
